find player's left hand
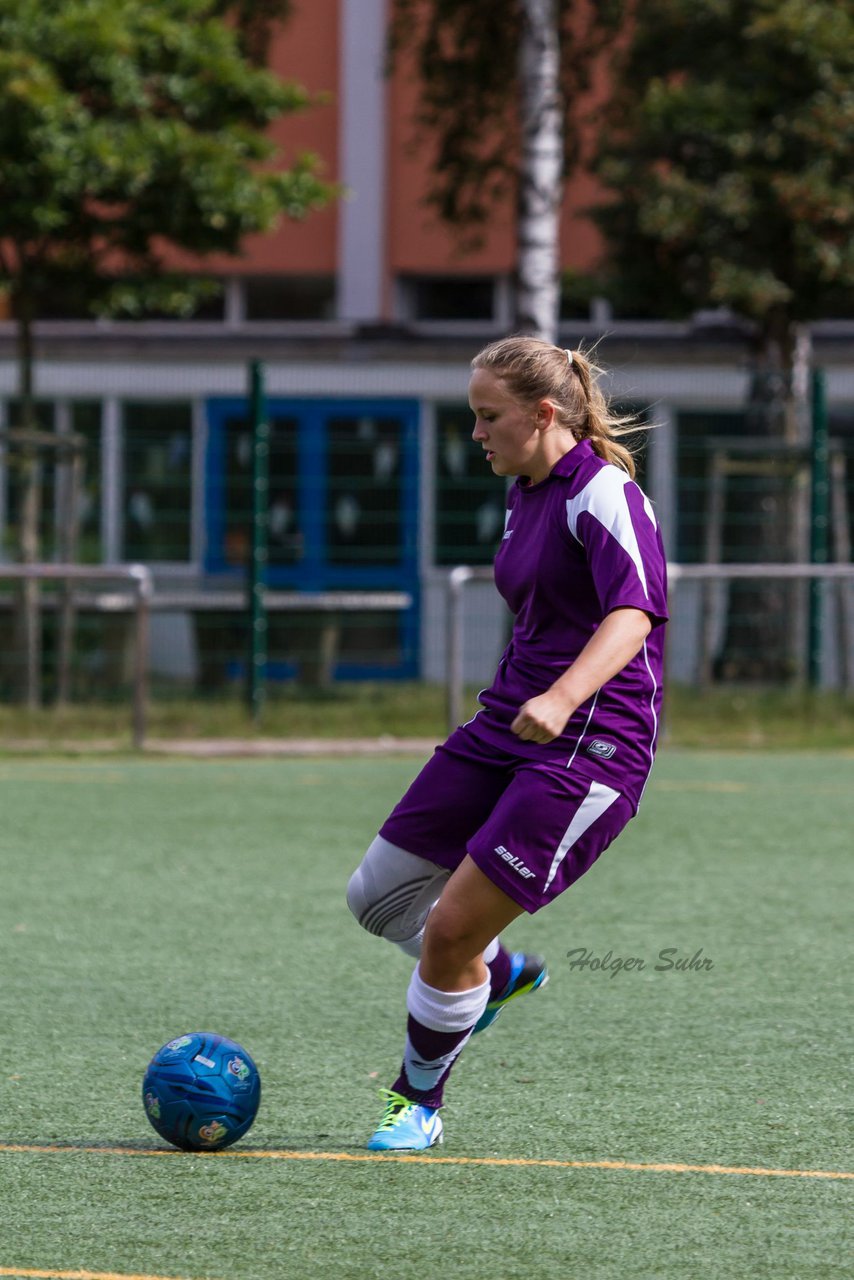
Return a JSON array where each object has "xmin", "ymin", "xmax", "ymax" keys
[{"xmin": 511, "ymin": 691, "xmax": 574, "ymax": 744}]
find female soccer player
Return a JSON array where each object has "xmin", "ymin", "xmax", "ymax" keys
[{"xmin": 347, "ymin": 336, "xmax": 668, "ymax": 1150}]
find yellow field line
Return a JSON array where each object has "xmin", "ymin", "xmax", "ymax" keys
[
  {"xmin": 0, "ymin": 1142, "xmax": 851, "ymax": 1181},
  {"xmin": 0, "ymin": 1269, "xmax": 212, "ymax": 1280}
]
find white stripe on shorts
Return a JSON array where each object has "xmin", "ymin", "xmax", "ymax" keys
[{"xmin": 544, "ymin": 780, "xmax": 621, "ymax": 891}]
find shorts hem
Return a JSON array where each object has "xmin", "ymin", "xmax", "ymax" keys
[{"xmin": 467, "ymin": 846, "xmax": 543, "ymax": 914}]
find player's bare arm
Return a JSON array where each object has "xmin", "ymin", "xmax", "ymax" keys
[{"xmin": 510, "ymin": 606, "xmax": 653, "ymax": 744}]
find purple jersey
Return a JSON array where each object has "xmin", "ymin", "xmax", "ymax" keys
[{"xmin": 465, "ymin": 439, "xmax": 668, "ymax": 810}]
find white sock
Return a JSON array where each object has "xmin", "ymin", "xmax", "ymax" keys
[{"xmin": 403, "ymin": 966, "xmax": 490, "ymax": 1094}]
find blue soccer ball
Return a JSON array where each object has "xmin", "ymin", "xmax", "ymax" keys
[{"xmin": 142, "ymin": 1032, "xmax": 261, "ymax": 1151}]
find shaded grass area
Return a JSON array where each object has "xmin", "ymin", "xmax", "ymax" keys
[
  {"xmin": 1, "ymin": 682, "xmax": 854, "ymax": 750},
  {"xmin": 663, "ymin": 684, "xmax": 854, "ymax": 749},
  {"xmin": 0, "ymin": 681, "xmax": 448, "ymax": 748},
  {"xmin": 0, "ymin": 753, "xmax": 851, "ymax": 1279}
]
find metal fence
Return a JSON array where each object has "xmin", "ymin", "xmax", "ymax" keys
[
  {"xmin": 1, "ymin": 555, "xmax": 853, "ymax": 748},
  {"xmin": 445, "ymin": 562, "xmax": 854, "ymax": 734},
  {"xmin": 0, "ymin": 568, "xmax": 413, "ymax": 745},
  {"xmin": 0, "ymin": 563, "xmax": 152, "ymax": 745},
  {"xmin": 1, "ymin": 357, "xmax": 853, "ymax": 721}
]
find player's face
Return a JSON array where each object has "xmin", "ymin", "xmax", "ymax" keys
[{"xmin": 469, "ymin": 368, "xmax": 547, "ymax": 482}]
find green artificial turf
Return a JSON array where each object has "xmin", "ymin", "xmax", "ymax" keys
[{"xmin": 0, "ymin": 752, "xmax": 851, "ymax": 1279}]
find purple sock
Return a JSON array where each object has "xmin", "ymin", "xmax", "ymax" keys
[
  {"xmin": 391, "ymin": 968, "xmax": 490, "ymax": 1109},
  {"xmin": 486, "ymin": 942, "xmax": 513, "ymax": 1001},
  {"xmin": 391, "ymin": 1018, "xmax": 470, "ymax": 1109},
  {"xmin": 391, "ymin": 953, "xmax": 513, "ymax": 1104}
]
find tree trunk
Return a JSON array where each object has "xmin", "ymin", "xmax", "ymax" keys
[
  {"xmin": 514, "ymin": 0, "xmax": 562, "ymax": 344},
  {"xmin": 14, "ymin": 299, "xmax": 42, "ymax": 708},
  {"xmin": 714, "ymin": 315, "xmax": 811, "ymax": 682},
  {"xmin": 56, "ymin": 444, "xmax": 84, "ymax": 706}
]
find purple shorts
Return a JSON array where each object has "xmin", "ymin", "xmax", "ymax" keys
[{"xmin": 379, "ymin": 723, "xmax": 635, "ymax": 913}]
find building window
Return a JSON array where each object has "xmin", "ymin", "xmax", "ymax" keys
[
  {"xmin": 434, "ymin": 404, "xmax": 507, "ymax": 566},
  {"xmin": 326, "ymin": 415, "xmax": 404, "ymax": 567},
  {"xmin": 1, "ymin": 400, "xmax": 101, "ymax": 563},
  {"xmin": 829, "ymin": 410, "xmax": 854, "ymax": 557},
  {"xmin": 675, "ymin": 412, "xmax": 747, "ymax": 565},
  {"xmin": 221, "ymin": 414, "xmax": 302, "ymax": 570},
  {"xmin": 122, "ymin": 403, "xmax": 192, "ymax": 562},
  {"xmin": 174, "ymin": 286, "xmax": 226, "ymax": 321},
  {"xmin": 402, "ymin": 275, "xmax": 496, "ymax": 322},
  {"xmin": 69, "ymin": 402, "xmax": 102, "ymax": 563},
  {"xmin": 244, "ymin": 275, "xmax": 336, "ymax": 321},
  {"xmin": 675, "ymin": 408, "xmax": 854, "ymax": 565}
]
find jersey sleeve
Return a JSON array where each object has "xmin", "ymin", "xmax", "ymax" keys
[{"xmin": 566, "ymin": 468, "xmax": 668, "ymax": 624}]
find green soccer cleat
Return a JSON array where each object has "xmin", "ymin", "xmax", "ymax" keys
[
  {"xmin": 473, "ymin": 951, "xmax": 548, "ymax": 1034},
  {"xmin": 366, "ymin": 1088, "xmax": 444, "ymax": 1152}
]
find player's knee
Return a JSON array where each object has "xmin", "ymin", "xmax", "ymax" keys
[
  {"xmin": 422, "ymin": 901, "xmax": 480, "ymax": 957},
  {"xmin": 347, "ymin": 861, "xmax": 421, "ymax": 943},
  {"xmin": 346, "ymin": 861, "xmax": 374, "ymax": 931},
  {"xmin": 346, "ymin": 836, "xmax": 444, "ymax": 943}
]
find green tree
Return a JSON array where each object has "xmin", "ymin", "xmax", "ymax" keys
[
  {"xmin": 594, "ymin": 0, "xmax": 854, "ymax": 430},
  {"xmin": 592, "ymin": 0, "xmax": 854, "ymax": 680},
  {"xmin": 390, "ymin": 0, "xmax": 624, "ymax": 341},
  {"xmin": 213, "ymin": 0, "xmax": 292, "ymax": 66},
  {"xmin": 0, "ymin": 0, "xmax": 333, "ymax": 704}
]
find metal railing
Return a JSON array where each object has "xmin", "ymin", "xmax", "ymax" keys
[
  {"xmin": 0, "ymin": 564, "xmax": 153, "ymax": 748},
  {"xmin": 446, "ymin": 566, "xmax": 496, "ymax": 730},
  {"xmin": 445, "ymin": 562, "xmax": 854, "ymax": 733},
  {"xmin": 0, "ymin": 575, "xmax": 413, "ymax": 747}
]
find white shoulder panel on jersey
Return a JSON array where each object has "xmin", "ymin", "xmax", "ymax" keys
[{"xmin": 565, "ymin": 466, "xmax": 656, "ymax": 599}]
